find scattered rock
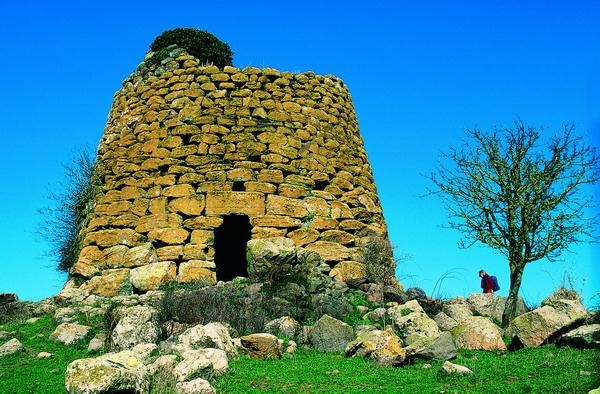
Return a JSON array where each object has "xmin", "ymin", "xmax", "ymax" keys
[
  {"xmin": 285, "ymin": 340, "xmax": 297, "ymax": 354},
  {"xmin": 88, "ymin": 333, "xmax": 106, "ymax": 352},
  {"xmin": 111, "ymin": 305, "xmax": 160, "ymax": 350},
  {"xmin": 442, "ymin": 360, "xmax": 473, "ymax": 375},
  {"xmin": 240, "ymin": 333, "xmax": 282, "ymax": 359},
  {"xmin": 173, "ymin": 351, "xmax": 214, "ymax": 382},
  {"xmin": 405, "ymin": 287, "xmax": 427, "ymax": 300},
  {"xmin": 557, "ymin": 324, "xmax": 600, "ymax": 348},
  {"xmin": 50, "ymin": 323, "xmax": 91, "ymax": 346},
  {"xmin": 178, "ymin": 322, "xmax": 237, "ymax": 359},
  {"xmin": 442, "ymin": 303, "xmax": 473, "ymax": 324},
  {"xmin": 467, "ymin": 293, "xmax": 526, "ymax": 322},
  {"xmin": 0, "ymin": 338, "xmax": 24, "ymax": 357},
  {"xmin": 26, "ymin": 317, "xmax": 40, "ymax": 324},
  {"xmin": 177, "ymin": 348, "xmax": 229, "ymax": 376},
  {"xmin": 451, "ymin": 316, "xmax": 506, "ymax": 350},
  {"xmin": 176, "ymin": 378, "xmax": 216, "ymax": 394},
  {"xmin": 345, "ymin": 328, "xmax": 406, "ymax": 366},
  {"xmin": 509, "ymin": 295, "xmax": 587, "ymax": 347},
  {"xmin": 433, "ymin": 311, "xmax": 459, "ymax": 332},
  {"xmin": 414, "ymin": 331, "xmax": 457, "ymax": 360},
  {"xmin": 387, "ymin": 300, "xmax": 440, "ymax": 346},
  {"xmin": 54, "ymin": 307, "xmax": 78, "ymax": 324},
  {"xmin": 37, "ymin": 352, "xmax": 52, "ymax": 358},
  {"xmin": 309, "ymin": 315, "xmax": 354, "ymax": 352},
  {"xmin": 131, "ymin": 343, "xmax": 158, "ymax": 363},
  {"xmin": 265, "ymin": 316, "xmax": 302, "ymax": 339},
  {"xmin": 65, "ymin": 350, "xmax": 147, "ymax": 394}
]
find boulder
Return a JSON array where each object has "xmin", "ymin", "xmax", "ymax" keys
[
  {"xmin": 451, "ymin": 316, "xmax": 506, "ymax": 350},
  {"xmin": 65, "ymin": 350, "xmax": 147, "ymax": 394},
  {"xmin": 246, "ymin": 237, "xmax": 297, "ymax": 282},
  {"xmin": 509, "ymin": 297, "xmax": 587, "ymax": 347},
  {"xmin": 173, "ymin": 351, "xmax": 215, "ymax": 382},
  {"xmin": 87, "ymin": 333, "xmax": 106, "ymax": 352},
  {"xmin": 345, "ymin": 328, "xmax": 406, "ymax": 366},
  {"xmin": 442, "ymin": 361, "xmax": 473, "ymax": 375},
  {"xmin": 239, "ymin": 333, "xmax": 282, "ymax": 359},
  {"xmin": 265, "ymin": 316, "xmax": 302, "ymax": 339},
  {"xmin": 442, "ymin": 303, "xmax": 473, "ymax": 324},
  {"xmin": 178, "ymin": 322, "xmax": 237, "ymax": 359},
  {"xmin": 405, "ymin": 287, "xmax": 427, "ymax": 300},
  {"xmin": 0, "ymin": 338, "xmax": 24, "ymax": 357},
  {"xmin": 50, "ymin": 323, "xmax": 91, "ymax": 346},
  {"xmin": 308, "ymin": 314, "xmax": 354, "ymax": 352},
  {"xmin": 176, "ymin": 378, "xmax": 216, "ymax": 394},
  {"xmin": 387, "ymin": 300, "xmax": 440, "ymax": 346},
  {"xmin": 177, "ymin": 348, "xmax": 229, "ymax": 376},
  {"xmin": 414, "ymin": 331, "xmax": 457, "ymax": 361},
  {"xmin": 111, "ymin": 305, "xmax": 160, "ymax": 350},
  {"xmin": 433, "ymin": 312, "xmax": 459, "ymax": 332},
  {"xmin": 557, "ymin": 324, "xmax": 600, "ymax": 348},
  {"xmin": 467, "ymin": 293, "xmax": 527, "ymax": 322},
  {"xmin": 131, "ymin": 343, "xmax": 158, "ymax": 363},
  {"xmin": 383, "ymin": 285, "xmax": 407, "ymax": 304}
]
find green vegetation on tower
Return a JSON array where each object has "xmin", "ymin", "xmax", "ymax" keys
[{"xmin": 149, "ymin": 28, "xmax": 234, "ymax": 68}]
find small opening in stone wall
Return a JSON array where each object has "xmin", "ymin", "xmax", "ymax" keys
[
  {"xmin": 314, "ymin": 180, "xmax": 328, "ymax": 190},
  {"xmin": 214, "ymin": 214, "xmax": 251, "ymax": 282},
  {"xmin": 232, "ymin": 181, "xmax": 245, "ymax": 191}
]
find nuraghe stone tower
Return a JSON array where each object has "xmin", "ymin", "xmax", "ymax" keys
[{"xmin": 71, "ymin": 47, "xmax": 392, "ymax": 296}]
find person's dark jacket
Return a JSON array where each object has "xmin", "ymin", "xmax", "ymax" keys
[{"xmin": 481, "ymin": 274, "xmax": 494, "ymax": 293}]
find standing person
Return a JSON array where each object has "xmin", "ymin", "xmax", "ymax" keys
[{"xmin": 479, "ymin": 270, "xmax": 494, "ymax": 294}]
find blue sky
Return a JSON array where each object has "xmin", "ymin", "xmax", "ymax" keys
[{"xmin": 0, "ymin": 1, "xmax": 598, "ymax": 306}]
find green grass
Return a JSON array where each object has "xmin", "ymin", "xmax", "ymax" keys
[
  {"xmin": 0, "ymin": 315, "xmax": 101, "ymax": 394},
  {"xmin": 215, "ymin": 347, "xmax": 600, "ymax": 394},
  {"xmin": 1, "ymin": 315, "xmax": 598, "ymax": 394}
]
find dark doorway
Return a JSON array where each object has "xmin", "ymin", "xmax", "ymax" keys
[{"xmin": 214, "ymin": 215, "xmax": 251, "ymax": 281}]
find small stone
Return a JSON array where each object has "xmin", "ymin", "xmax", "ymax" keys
[
  {"xmin": 176, "ymin": 378, "xmax": 216, "ymax": 394},
  {"xmin": 240, "ymin": 333, "xmax": 282, "ymax": 359},
  {"xmin": 442, "ymin": 360, "xmax": 473, "ymax": 374},
  {"xmin": 37, "ymin": 352, "xmax": 52, "ymax": 358},
  {"xmin": 0, "ymin": 338, "xmax": 24, "ymax": 357},
  {"xmin": 50, "ymin": 323, "xmax": 91, "ymax": 345}
]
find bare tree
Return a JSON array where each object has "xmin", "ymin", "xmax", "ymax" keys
[{"xmin": 430, "ymin": 121, "xmax": 599, "ymax": 327}]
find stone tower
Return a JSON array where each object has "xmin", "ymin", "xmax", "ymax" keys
[{"xmin": 71, "ymin": 47, "xmax": 392, "ymax": 296}]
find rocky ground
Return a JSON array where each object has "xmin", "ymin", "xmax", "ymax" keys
[{"xmin": 1, "ymin": 279, "xmax": 598, "ymax": 393}]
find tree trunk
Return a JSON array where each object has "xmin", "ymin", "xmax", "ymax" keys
[{"xmin": 502, "ymin": 265, "xmax": 525, "ymax": 327}]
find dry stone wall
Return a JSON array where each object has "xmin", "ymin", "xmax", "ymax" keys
[{"xmin": 72, "ymin": 47, "xmax": 390, "ymax": 295}]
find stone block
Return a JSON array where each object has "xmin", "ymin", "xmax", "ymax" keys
[
  {"xmin": 205, "ymin": 192, "xmax": 265, "ymax": 216},
  {"xmin": 130, "ymin": 261, "xmax": 177, "ymax": 291},
  {"xmin": 266, "ymin": 195, "xmax": 309, "ymax": 218},
  {"xmin": 80, "ymin": 269, "xmax": 131, "ymax": 296},
  {"xmin": 169, "ymin": 195, "xmax": 205, "ymax": 216},
  {"xmin": 177, "ymin": 261, "xmax": 216, "ymax": 284},
  {"xmin": 148, "ymin": 228, "xmax": 190, "ymax": 244}
]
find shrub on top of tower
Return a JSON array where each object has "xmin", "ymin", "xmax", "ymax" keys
[{"xmin": 149, "ymin": 28, "xmax": 233, "ymax": 68}]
